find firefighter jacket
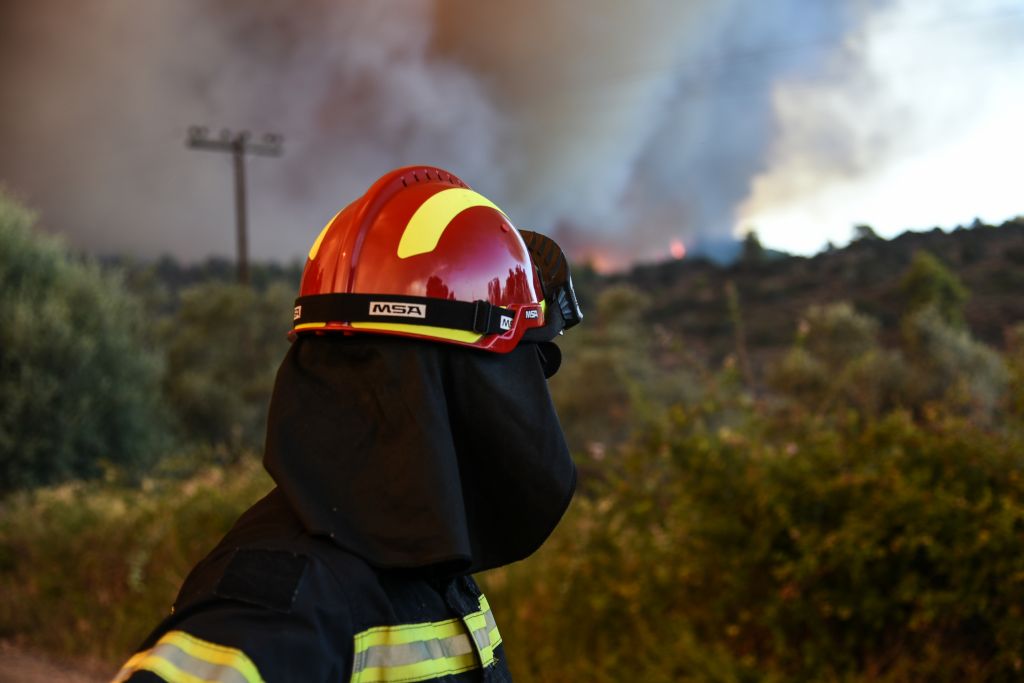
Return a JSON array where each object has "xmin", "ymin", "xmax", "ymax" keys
[
  {"xmin": 112, "ymin": 336, "xmax": 576, "ymax": 683},
  {"xmin": 113, "ymin": 489, "xmax": 511, "ymax": 683}
]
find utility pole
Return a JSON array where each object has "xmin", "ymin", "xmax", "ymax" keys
[{"xmin": 186, "ymin": 126, "xmax": 283, "ymax": 285}]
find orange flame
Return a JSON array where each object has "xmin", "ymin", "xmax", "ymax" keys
[{"xmin": 670, "ymin": 239, "xmax": 687, "ymax": 260}]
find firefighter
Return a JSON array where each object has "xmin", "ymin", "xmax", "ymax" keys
[{"xmin": 112, "ymin": 166, "xmax": 582, "ymax": 683}]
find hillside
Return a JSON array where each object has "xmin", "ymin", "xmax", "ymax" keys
[{"xmin": 606, "ymin": 218, "xmax": 1024, "ymax": 367}]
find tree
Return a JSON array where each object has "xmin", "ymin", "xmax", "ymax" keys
[
  {"xmin": 852, "ymin": 223, "xmax": 880, "ymax": 241},
  {"xmin": 899, "ymin": 250, "xmax": 969, "ymax": 327},
  {"xmin": 741, "ymin": 230, "xmax": 765, "ymax": 264},
  {"xmin": 0, "ymin": 192, "xmax": 167, "ymax": 491}
]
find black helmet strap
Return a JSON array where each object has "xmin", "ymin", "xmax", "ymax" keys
[{"xmin": 293, "ymin": 293, "xmax": 517, "ymax": 336}]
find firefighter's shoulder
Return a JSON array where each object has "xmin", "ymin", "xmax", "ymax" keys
[{"xmin": 111, "ymin": 489, "xmax": 371, "ymax": 683}]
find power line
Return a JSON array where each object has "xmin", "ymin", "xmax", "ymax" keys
[{"xmin": 186, "ymin": 126, "xmax": 283, "ymax": 285}]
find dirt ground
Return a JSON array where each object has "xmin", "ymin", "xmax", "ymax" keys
[{"xmin": 0, "ymin": 642, "xmax": 111, "ymax": 683}]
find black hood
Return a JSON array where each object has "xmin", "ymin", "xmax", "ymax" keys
[{"xmin": 263, "ymin": 335, "xmax": 576, "ymax": 577}]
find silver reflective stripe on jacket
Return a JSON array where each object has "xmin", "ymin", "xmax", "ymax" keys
[
  {"xmin": 350, "ymin": 593, "xmax": 503, "ymax": 683},
  {"xmin": 111, "ymin": 630, "xmax": 264, "ymax": 683}
]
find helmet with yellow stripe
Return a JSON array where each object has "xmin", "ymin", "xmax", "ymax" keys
[{"xmin": 292, "ymin": 166, "xmax": 581, "ymax": 354}]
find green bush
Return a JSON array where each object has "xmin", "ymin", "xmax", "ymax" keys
[
  {"xmin": 1007, "ymin": 323, "xmax": 1024, "ymax": 417},
  {"xmin": 550, "ymin": 284, "xmax": 702, "ymax": 456},
  {"xmin": 899, "ymin": 250, "xmax": 969, "ymax": 328},
  {"xmin": 161, "ymin": 282, "xmax": 293, "ymax": 453},
  {"xmin": 0, "ymin": 192, "xmax": 167, "ymax": 491},
  {"xmin": 901, "ymin": 307, "xmax": 1008, "ymax": 424},
  {"xmin": 769, "ymin": 303, "xmax": 909, "ymax": 418},
  {"xmin": 482, "ymin": 402, "xmax": 1024, "ymax": 682},
  {"xmin": 769, "ymin": 301, "xmax": 1009, "ymax": 425},
  {"xmin": 0, "ymin": 459, "xmax": 271, "ymax": 661}
]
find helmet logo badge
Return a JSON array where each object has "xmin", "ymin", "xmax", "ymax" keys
[
  {"xmin": 293, "ymin": 305, "xmax": 302, "ymax": 321},
  {"xmin": 499, "ymin": 315, "xmax": 513, "ymax": 331},
  {"xmin": 525, "ymin": 309, "xmax": 539, "ymax": 320},
  {"xmin": 370, "ymin": 301, "xmax": 427, "ymax": 319}
]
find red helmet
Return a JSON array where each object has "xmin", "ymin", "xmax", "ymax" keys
[{"xmin": 292, "ymin": 166, "xmax": 581, "ymax": 353}]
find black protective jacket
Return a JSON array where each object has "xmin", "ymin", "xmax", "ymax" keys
[{"xmin": 113, "ymin": 336, "xmax": 575, "ymax": 683}]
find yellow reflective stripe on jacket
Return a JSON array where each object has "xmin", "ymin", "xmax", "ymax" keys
[
  {"xmin": 471, "ymin": 594, "xmax": 502, "ymax": 651},
  {"xmin": 463, "ymin": 595, "xmax": 500, "ymax": 667},
  {"xmin": 111, "ymin": 630, "xmax": 264, "ymax": 683},
  {"xmin": 351, "ymin": 593, "xmax": 502, "ymax": 683}
]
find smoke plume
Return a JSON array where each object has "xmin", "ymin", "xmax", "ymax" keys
[{"xmin": 5, "ymin": 0, "xmax": 975, "ymax": 268}]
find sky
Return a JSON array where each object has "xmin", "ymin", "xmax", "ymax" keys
[{"xmin": 1, "ymin": 1, "xmax": 1021, "ymax": 271}]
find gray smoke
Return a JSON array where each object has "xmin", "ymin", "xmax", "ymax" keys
[
  {"xmin": 0, "ymin": 0, "xmax": 885, "ymax": 267},
  {"xmin": 434, "ymin": 1, "xmax": 884, "ymax": 265}
]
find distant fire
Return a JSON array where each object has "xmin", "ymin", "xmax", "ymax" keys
[
  {"xmin": 574, "ymin": 248, "xmax": 630, "ymax": 274},
  {"xmin": 670, "ymin": 239, "xmax": 687, "ymax": 260},
  {"xmin": 587, "ymin": 252, "xmax": 619, "ymax": 274}
]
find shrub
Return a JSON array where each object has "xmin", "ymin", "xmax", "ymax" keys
[
  {"xmin": 161, "ymin": 282, "xmax": 293, "ymax": 453},
  {"xmin": 0, "ymin": 459, "xmax": 272, "ymax": 662},
  {"xmin": 768, "ymin": 303, "xmax": 908, "ymax": 418},
  {"xmin": 482, "ymin": 403, "xmax": 1024, "ymax": 681},
  {"xmin": 899, "ymin": 251, "xmax": 969, "ymax": 328},
  {"xmin": 769, "ymin": 301, "xmax": 1009, "ymax": 425},
  {"xmin": 902, "ymin": 307, "xmax": 1008, "ymax": 423},
  {"xmin": 1007, "ymin": 323, "xmax": 1024, "ymax": 417},
  {"xmin": 0, "ymin": 192, "xmax": 167, "ymax": 491},
  {"xmin": 549, "ymin": 284, "xmax": 703, "ymax": 456}
]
